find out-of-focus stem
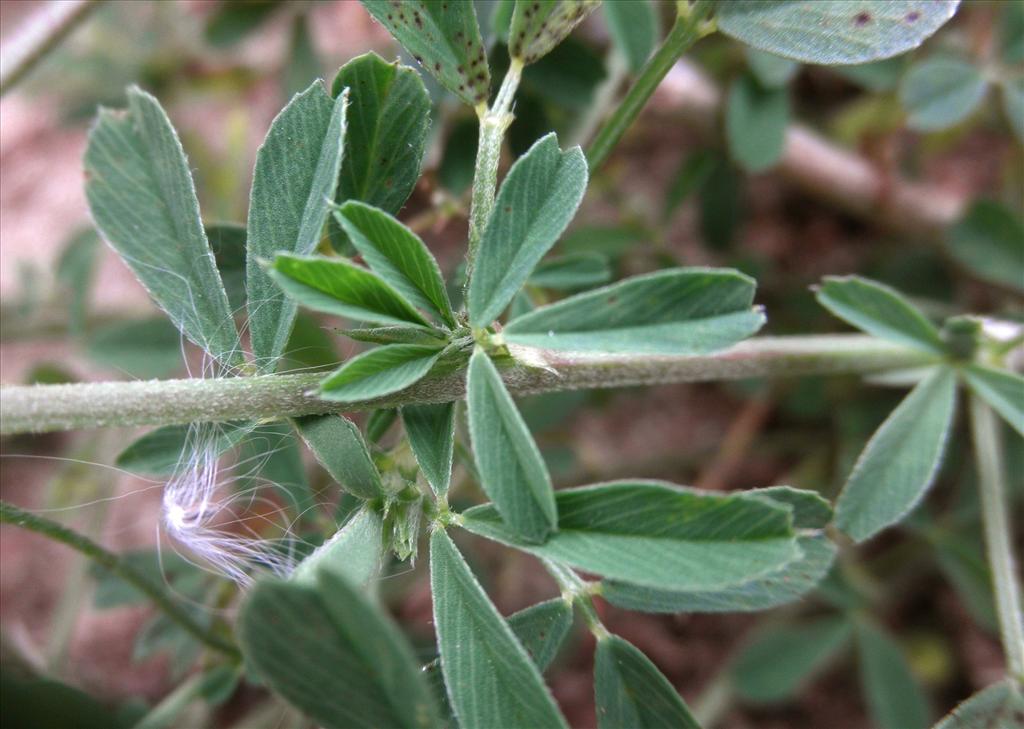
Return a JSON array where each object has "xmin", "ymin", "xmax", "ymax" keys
[{"xmin": 968, "ymin": 395, "xmax": 1024, "ymax": 681}]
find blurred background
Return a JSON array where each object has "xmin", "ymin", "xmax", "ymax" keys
[{"xmin": 1, "ymin": 1, "xmax": 1021, "ymax": 727}]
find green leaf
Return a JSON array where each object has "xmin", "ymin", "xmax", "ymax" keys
[
  {"xmin": 247, "ymin": 81, "xmax": 348, "ymax": 370},
  {"xmin": 283, "ymin": 14, "xmax": 322, "ymax": 100},
  {"xmin": 528, "ymin": 252, "xmax": 612, "ymax": 291},
  {"xmin": 463, "ymin": 481, "xmax": 800, "ymax": 591},
  {"xmin": 402, "ymin": 402, "xmax": 456, "ymax": 498},
  {"xmin": 86, "ymin": 317, "xmax": 182, "ymax": 378},
  {"xmin": 836, "ymin": 367, "xmax": 957, "ymax": 541},
  {"xmin": 468, "ymin": 133, "xmax": 588, "ymax": 328},
  {"xmin": 268, "ymin": 253, "xmax": 430, "ymax": 327},
  {"xmin": 342, "ymin": 325, "xmax": 450, "ymax": 346},
  {"xmin": 360, "ymin": 0, "xmax": 490, "ymax": 106},
  {"xmin": 832, "ymin": 56, "xmax": 907, "ymax": 91},
  {"xmin": 944, "ymin": 200, "xmax": 1024, "ymax": 292},
  {"xmin": 330, "ymin": 53, "xmax": 431, "ymax": 224},
  {"xmin": 752, "ymin": 485, "xmax": 833, "ymax": 528},
  {"xmin": 277, "ymin": 311, "xmax": 340, "ymax": 372},
  {"xmin": 747, "ymin": 48, "xmax": 799, "ymax": 88},
  {"xmin": 603, "ymin": 0, "xmax": 658, "ymax": 73},
  {"xmin": 816, "ymin": 275, "xmax": 946, "ymax": 355},
  {"xmin": 238, "ymin": 575, "xmax": 440, "ymax": 729},
  {"xmin": 320, "ymin": 343, "xmax": 443, "ymax": 402},
  {"xmin": 726, "ymin": 73, "xmax": 789, "ymax": 172},
  {"xmin": 336, "ymin": 202, "xmax": 454, "ymax": 326},
  {"xmin": 84, "ymin": 87, "xmax": 241, "ymax": 365},
  {"xmin": 732, "ymin": 617, "xmax": 852, "ymax": 703},
  {"xmin": 962, "ymin": 365, "xmax": 1024, "ymax": 437},
  {"xmin": 663, "ymin": 150, "xmax": 718, "ymax": 222},
  {"xmin": 933, "ymin": 680, "xmax": 1024, "ymax": 729},
  {"xmin": 204, "ymin": 0, "xmax": 282, "ymax": 47},
  {"xmin": 507, "ymin": 599, "xmax": 574, "ymax": 672},
  {"xmin": 206, "ymin": 224, "xmax": 247, "ymax": 314},
  {"xmin": 504, "ymin": 268, "xmax": 765, "ymax": 355},
  {"xmin": 602, "ymin": 534, "xmax": 836, "ymax": 613},
  {"xmin": 594, "ymin": 634, "xmax": 701, "ymax": 729},
  {"xmin": 899, "ymin": 57, "xmax": 987, "ymax": 131},
  {"xmin": 294, "ymin": 415, "xmax": 384, "ymax": 500},
  {"xmin": 116, "ymin": 421, "xmax": 249, "ymax": 477},
  {"xmin": 716, "ymin": 1, "xmax": 961, "ymax": 65},
  {"xmin": 0, "ymin": 674, "xmax": 133, "ymax": 729},
  {"xmin": 1001, "ymin": 76, "xmax": 1024, "ymax": 144},
  {"xmin": 239, "ymin": 422, "xmax": 316, "ymax": 520},
  {"xmin": 291, "ymin": 508, "xmax": 383, "ymax": 588},
  {"xmin": 467, "ymin": 349, "xmax": 557, "ymax": 543},
  {"xmin": 429, "ymin": 530, "xmax": 568, "ymax": 729},
  {"xmin": 856, "ymin": 622, "xmax": 931, "ymax": 729},
  {"xmin": 56, "ymin": 228, "xmax": 100, "ymax": 337},
  {"xmin": 510, "ymin": 0, "xmax": 600, "ymax": 65}
]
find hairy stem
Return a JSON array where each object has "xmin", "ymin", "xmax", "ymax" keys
[
  {"xmin": 0, "ymin": 501, "xmax": 241, "ymax": 660},
  {"xmin": 0, "ymin": 0, "xmax": 105, "ymax": 96},
  {"xmin": 465, "ymin": 58, "xmax": 524, "ymax": 282},
  {"xmin": 542, "ymin": 558, "xmax": 608, "ymax": 640},
  {"xmin": 586, "ymin": 0, "xmax": 713, "ymax": 172},
  {"xmin": 968, "ymin": 395, "xmax": 1024, "ymax": 681},
  {"xmin": 0, "ymin": 335, "xmax": 939, "ymax": 435}
]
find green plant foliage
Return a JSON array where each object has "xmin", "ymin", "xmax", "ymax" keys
[
  {"xmin": 205, "ymin": 224, "xmax": 247, "ymax": 314},
  {"xmin": 467, "ymin": 133, "xmax": 587, "ymax": 327},
  {"xmin": 746, "ymin": 48, "xmax": 799, "ymax": 88},
  {"xmin": 336, "ymin": 202, "xmax": 455, "ymax": 326},
  {"xmin": 467, "ymin": 349, "xmax": 558, "ymax": 543},
  {"xmin": 961, "ymin": 365, "xmax": 1024, "ymax": 437},
  {"xmin": 0, "ymin": 674, "xmax": 136, "ymax": 729},
  {"xmin": 528, "ymin": 252, "xmax": 612, "ymax": 290},
  {"xmin": 290, "ymin": 508, "xmax": 383, "ymax": 588},
  {"xmin": 504, "ymin": 268, "xmax": 765, "ymax": 354},
  {"xmin": 115, "ymin": 422, "xmax": 249, "ymax": 477},
  {"xmin": 402, "ymin": 402, "xmax": 456, "ymax": 498},
  {"xmin": 856, "ymin": 622, "xmax": 931, "ymax": 729},
  {"xmin": 835, "ymin": 367, "xmax": 957, "ymax": 542},
  {"xmin": 463, "ymin": 481, "xmax": 800, "ymax": 591},
  {"xmin": 899, "ymin": 57, "xmax": 987, "ymax": 131},
  {"xmin": 716, "ymin": 0, "xmax": 961, "ymax": 65},
  {"xmin": 506, "ymin": 598, "xmax": 574, "ymax": 672},
  {"xmin": 84, "ymin": 88, "xmax": 241, "ymax": 366},
  {"xmin": 933, "ymin": 679, "xmax": 1024, "ymax": 729},
  {"xmin": 944, "ymin": 200, "xmax": 1024, "ymax": 292},
  {"xmin": 603, "ymin": 0, "xmax": 658, "ymax": 73},
  {"xmin": 246, "ymin": 81, "xmax": 347, "ymax": 370},
  {"xmin": 343, "ymin": 325, "xmax": 450, "ymax": 346},
  {"xmin": 360, "ymin": 0, "xmax": 490, "ymax": 106},
  {"xmin": 816, "ymin": 275, "xmax": 946, "ymax": 355},
  {"xmin": 56, "ymin": 228, "xmax": 100, "ymax": 337},
  {"xmin": 752, "ymin": 485, "xmax": 833, "ymax": 528},
  {"xmin": 429, "ymin": 530, "xmax": 569, "ymax": 729},
  {"xmin": 509, "ymin": 0, "xmax": 600, "ymax": 65},
  {"xmin": 268, "ymin": 253, "xmax": 430, "ymax": 327},
  {"xmin": 602, "ymin": 534, "xmax": 836, "ymax": 613},
  {"xmin": 86, "ymin": 317, "xmax": 183, "ymax": 378},
  {"xmin": 732, "ymin": 617, "xmax": 853, "ymax": 702},
  {"xmin": 594, "ymin": 634, "xmax": 701, "ymax": 729},
  {"xmin": 239, "ymin": 422, "xmax": 316, "ymax": 519},
  {"xmin": 238, "ymin": 574, "xmax": 440, "ymax": 729},
  {"xmin": 319, "ymin": 344, "xmax": 444, "ymax": 402},
  {"xmin": 204, "ymin": 0, "xmax": 283, "ymax": 47},
  {"xmin": 283, "ymin": 13, "xmax": 321, "ymax": 99},
  {"xmin": 1000, "ymin": 76, "xmax": 1024, "ymax": 144},
  {"xmin": 294, "ymin": 415, "xmax": 384, "ymax": 500},
  {"xmin": 330, "ymin": 53, "xmax": 431, "ymax": 222},
  {"xmin": 726, "ymin": 73, "xmax": 789, "ymax": 172}
]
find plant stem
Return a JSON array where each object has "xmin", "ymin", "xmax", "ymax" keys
[
  {"xmin": 968, "ymin": 395, "xmax": 1024, "ymax": 682},
  {"xmin": 542, "ymin": 558, "xmax": 609, "ymax": 640},
  {"xmin": 465, "ymin": 59, "xmax": 524, "ymax": 282},
  {"xmin": 0, "ymin": 0, "xmax": 105, "ymax": 96},
  {"xmin": 0, "ymin": 501, "xmax": 241, "ymax": 660},
  {"xmin": 586, "ymin": 0, "xmax": 713, "ymax": 173},
  {"xmin": 0, "ymin": 335, "xmax": 939, "ymax": 435}
]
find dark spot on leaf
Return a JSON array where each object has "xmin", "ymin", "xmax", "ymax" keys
[
  {"xmin": 475, "ymin": 72, "xmax": 486, "ymax": 81},
  {"xmin": 608, "ymin": 295, "xmax": 619, "ymax": 304},
  {"xmin": 906, "ymin": 10, "xmax": 920, "ymax": 22},
  {"xmin": 504, "ymin": 206, "xmax": 511, "ymax": 213},
  {"xmin": 854, "ymin": 11, "xmax": 871, "ymax": 25},
  {"xmin": 434, "ymin": 62, "xmax": 441, "ymax": 72}
]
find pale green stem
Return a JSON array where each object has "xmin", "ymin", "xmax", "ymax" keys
[
  {"xmin": 968, "ymin": 395, "xmax": 1024, "ymax": 681},
  {"xmin": 0, "ymin": 501, "xmax": 240, "ymax": 660},
  {"xmin": 130, "ymin": 672, "xmax": 209, "ymax": 729},
  {"xmin": 541, "ymin": 558, "xmax": 609, "ymax": 640},
  {"xmin": 0, "ymin": 335, "xmax": 939, "ymax": 435},
  {"xmin": 465, "ymin": 58, "xmax": 524, "ymax": 282},
  {"xmin": 586, "ymin": 0, "xmax": 713, "ymax": 172},
  {"xmin": 692, "ymin": 670, "xmax": 734, "ymax": 728}
]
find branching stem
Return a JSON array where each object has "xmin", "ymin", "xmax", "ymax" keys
[
  {"xmin": 0, "ymin": 335, "xmax": 939, "ymax": 434},
  {"xmin": 0, "ymin": 501, "xmax": 241, "ymax": 660}
]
